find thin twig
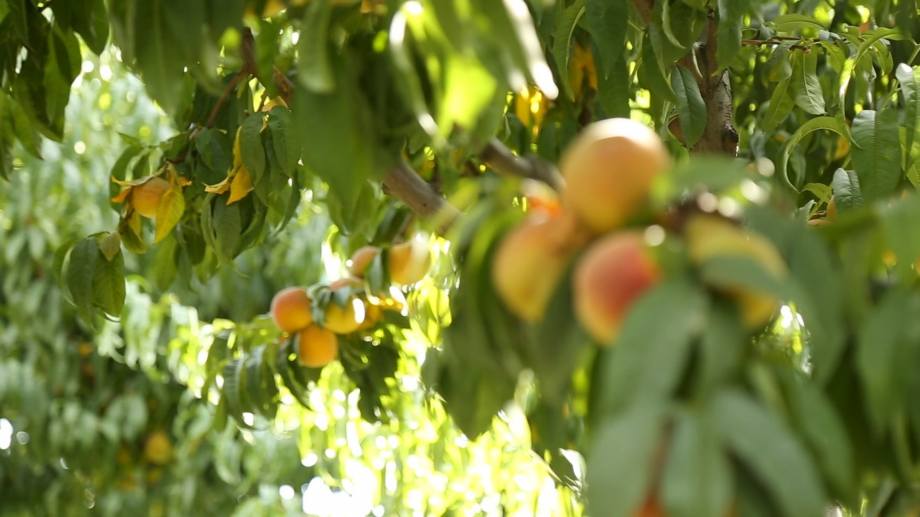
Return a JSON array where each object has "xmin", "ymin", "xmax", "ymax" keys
[
  {"xmin": 480, "ymin": 139, "xmax": 565, "ymax": 191},
  {"xmin": 382, "ymin": 161, "xmax": 460, "ymax": 235}
]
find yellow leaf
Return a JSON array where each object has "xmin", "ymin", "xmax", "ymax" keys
[
  {"xmin": 128, "ymin": 210, "xmax": 143, "ymax": 236},
  {"xmin": 112, "ymin": 187, "xmax": 132, "ymax": 204},
  {"xmin": 228, "ymin": 166, "xmax": 253, "ymax": 205},
  {"xmin": 154, "ymin": 187, "xmax": 185, "ymax": 243},
  {"xmin": 204, "ymin": 176, "xmax": 232, "ymax": 195}
]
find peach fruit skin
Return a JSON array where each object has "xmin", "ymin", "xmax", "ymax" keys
[
  {"xmin": 388, "ymin": 238, "xmax": 431, "ymax": 285},
  {"xmin": 270, "ymin": 287, "xmax": 313, "ymax": 333},
  {"xmin": 684, "ymin": 214, "xmax": 787, "ymax": 328},
  {"xmin": 297, "ymin": 325, "xmax": 339, "ymax": 368},
  {"xmin": 560, "ymin": 118, "xmax": 671, "ymax": 234},
  {"xmin": 349, "ymin": 246, "xmax": 381, "ymax": 278},
  {"xmin": 492, "ymin": 214, "xmax": 582, "ymax": 321},
  {"xmin": 573, "ymin": 232, "xmax": 661, "ymax": 345}
]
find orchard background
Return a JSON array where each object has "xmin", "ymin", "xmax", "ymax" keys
[{"xmin": 2, "ymin": 0, "xmax": 920, "ymax": 515}]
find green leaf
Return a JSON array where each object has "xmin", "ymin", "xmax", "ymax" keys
[
  {"xmin": 65, "ymin": 238, "xmax": 99, "ymax": 318},
  {"xmin": 852, "ymin": 109, "xmax": 902, "ymax": 201},
  {"xmin": 896, "ymin": 64, "xmax": 920, "ymax": 173},
  {"xmin": 268, "ymin": 107, "xmax": 298, "ymax": 177},
  {"xmin": 709, "ymin": 390, "xmax": 826, "ymax": 517},
  {"xmin": 879, "ymin": 195, "xmax": 920, "ymax": 279},
  {"xmin": 853, "ymin": 28, "xmax": 905, "ymax": 65},
  {"xmin": 212, "ymin": 200, "xmax": 242, "ymax": 261},
  {"xmin": 698, "ymin": 255, "xmax": 792, "ymax": 302},
  {"xmin": 791, "ymin": 50, "xmax": 825, "ymax": 115},
  {"xmin": 778, "ymin": 373, "xmax": 855, "ymax": 502},
  {"xmin": 551, "ymin": 0, "xmax": 585, "ymax": 101},
  {"xmin": 240, "ymin": 114, "xmax": 266, "ymax": 183},
  {"xmin": 129, "ymin": 0, "xmax": 193, "ymax": 114},
  {"xmin": 293, "ymin": 58, "xmax": 377, "ymax": 218},
  {"xmin": 781, "ymin": 116, "xmax": 850, "ymax": 190},
  {"xmin": 857, "ymin": 289, "xmax": 919, "ymax": 434},
  {"xmin": 586, "ymin": 404, "xmax": 667, "ymax": 517},
  {"xmin": 297, "ymin": 0, "xmax": 334, "ymax": 93},
  {"xmin": 772, "ymin": 14, "xmax": 824, "ymax": 32},
  {"xmin": 831, "ymin": 168, "xmax": 863, "ymax": 210},
  {"xmin": 95, "ymin": 232, "xmax": 122, "ymax": 262},
  {"xmin": 662, "ymin": 410, "xmax": 733, "ymax": 517},
  {"xmin": 584, "ymin": 0, "xmax": 628, "ymax": 74},
  {"xmin": 637, "ymin": 33, "xmax": 675, "ymax": 103},
  {"xmin": 591, "ymin": 279, "xmax": 708, "ymax": 417},
  {"xmin": 92, "ymin": 247, "xmax": 126, "ymax": 317},
  {"xmin": 762, "ymin": 78, "xmax": 795, "ymax": 132},
  {"xmin": 670, "ymin": 66, "xmax": 707, "ymax": 146},
  {"xmin": 716, "ymin": 0, "xmax": 748, "ymax": 67}
]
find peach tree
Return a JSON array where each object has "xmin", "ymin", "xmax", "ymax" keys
[{"xmin": 2, "ymin": 0, "xmax": 920, "ymax": 515}]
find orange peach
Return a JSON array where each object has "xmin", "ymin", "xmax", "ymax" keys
[
  {"xmin": 270, "ymin": 287, "xmax": 313, "ymax": 333},
  {"xmin": 573, "ymin": 232, "xmax": 661, "ymax": 345}
]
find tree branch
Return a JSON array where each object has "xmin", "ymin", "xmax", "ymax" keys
[
  {"xmin": 382, "ymin": 161, "xmax": 460, "ymax": 235},
  {"xmin": 480, "ymin": 139, "xmax": 565, "ymax": 191}
]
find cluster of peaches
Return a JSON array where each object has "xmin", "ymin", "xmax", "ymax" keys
[
  {"xmin": 492, "ymin": 118, "xmax": 786, "ymax": 344},
  {"xmin": 269, "ymin": 238, "xmax": 431, "ymax": 368}
]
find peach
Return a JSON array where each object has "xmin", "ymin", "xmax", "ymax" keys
[
  {"xmin": 131, "ymin": 177, "xmax": 170, "ymax": 219},
  {"xmin": 573, "ymin": 232, "xmax": 661, "ymax": 345},
  {"xmin": 296, "ymin": 325, "xmax": 339, "ymax": 368},
  {"xmin": 560, "ymin": 118, "xmax": 671, "ymax": 233},
  {"xmin": 684, "ymin": 214, "xmax": 787, "ymax": 328},
  {"xmin": 349, "ymin": 246, "xmax": 381, "ymax": 277},
  {"xmin": 388, "ymin": 237, "xmax": 431, "ymax": 285},
  {"xmin": 270, "ymin": 287, "xmax": 313, "ymax": 333},
  {"xmin": 492, "ymin": 214, "xmax": 583, "ymax": 321}
]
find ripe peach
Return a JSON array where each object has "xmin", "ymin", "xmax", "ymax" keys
[
  {"xmin": 388, "ymin": 237, "xmax": 431, "ymax": 285},
  {"xmin": 349, "ymin": 246, "xmax": 381, "ymax": 278},
  {"xmin": 297, "ymin": 325, "xmax": 339, "ymax": 368},
  {"xmin": 131, "ymin": 177, "xmax": 170, "ymax": 219},
  {"xmin": 492, "ymin": 214, "xmax": 583, "ymax": 321},
  {"xmin": 573, "ymin": 232, "xmax": 661, "ymax": 345},
  {"xmin": 324, "ymin": 296, "xmax": 364, "ymax": 334},
  {"xmin": 560, "ymin": 118, "xmax": 671, "ymax": 233},
  {"xmin": 684, "ymin": 215, "xmax": 787, "ymax": 328},
  {"xmin": 270, "ymin": 287, "xmax": 313, "ymax": 333}
]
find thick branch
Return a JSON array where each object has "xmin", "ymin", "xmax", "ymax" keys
[
  {"xmin": 480, "ymin": 139, "xmax": 564, "ymax": 191},
  {"xmin": 383, "ymin": 161, "xmax": 459, "ymax": 235}
]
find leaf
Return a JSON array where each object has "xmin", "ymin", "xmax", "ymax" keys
[
  {"xmin": 481, "ymin": 0, "xmax": 558, "ymax": 98},
  {"xmin": 781, "ymin": 116, "xmax": 850, "ymax": 190},
  {"xmin": 92, "ymin": 248, "xmax": 126, "ymax": 317},
  {"xmin": 297, "ymin": 0, "xmax": 334, "ymax": 93},
  {"xmin": 154, "ymin": 186, "xmax": 185, "ymax": 243},
  {"xmin": 662, "ymin": 410, "xmax": 733, "ymax": 517},
  {"xmin": 762, "ymin": 78, "xmax": 795, "ymax": 131},
  {"xmin": 586, "ymin": 404, "xmax": 667, "ymax": 517},
  {"xmin": 670, "ymin": 66, "xmax": 707, "ymax": 146},
  {"xmin": 831, "ymin": 168, "xmax": 863, "ymax": 210},
  {"xmin": 716, "ymin": 0, "xmax": 749, "ymax": 67},
  {"xmin": 239, "ymin": 115, "xmax": 266, "ymax": 183},
  {"xmin": 778, "ymin": 373, "xmax": 855, "ymax": 502},
  {"xmin": 896, "ymin": 64, "xmax": 920, "ymax": 172},
  {"xmin": 268, "ymin": 107, "xmax": 298, "ymax": 177},
  {"xmin": 880, "ymin": 196, "xmax": 920, "ymax": 279},
  {"xmin": 228, "ymin": 166, "xmax": 254, "ymax": 205},
  {"xmin": 591, "ymin": 279, "xmax": 708, "ymax": 418},
  {"xmin": 65, "ymin": 238, "xmax": 99, "ymax": 318},
  {"xmin": 709, "ymin": 390, "xmax": 826, "ymax": 517},
  {"xmin": 791, "ymin": 50, "xmax": 825, "ymax": 115},
  {"xmin": 129, "ymin": 0, "xmax": 192, "ymax": 115},
  {"xmin": 772, "ymin": 14, "xmax": 824, "ymax": 32},
  {"xmin": 857, "ymin": 289, "xmax": 919, "ymax": 434},
  {"xmin": 584, "ymin": 0, "xmax": 628, "ymax": 76},
  {"xmin": 851, "ymin": 109, "xmax": 902, "ymax": 201},
  {"xmin": 637, "ymin": 33, "xmax": 675, "ymax": 103},
  {"xmin": 550, "ymin": 0, "xmax": 585, "ymax": 101},
  {"xmin": 853, "ymin": 28, "xmax": 905, "ymax": 65},
  {"xmin": 293, "ymin": 58, "xmax": 377, "ymax": 217},
  {"xmin": 96, "ymin": 232, "xmax": 122, "ymax": 262}
]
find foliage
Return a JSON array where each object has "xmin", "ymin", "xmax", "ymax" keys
[{"xmin": 2, "ymin": 0, "xmax": 920, "ymax": 515}]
